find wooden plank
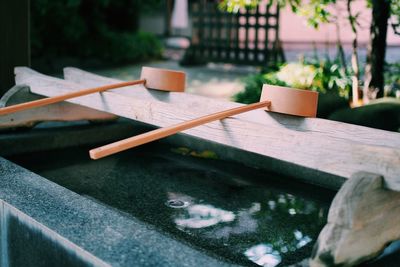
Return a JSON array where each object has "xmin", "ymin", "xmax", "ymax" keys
[
  {"xmin": 0, "ymin": 0, "xmax": 30, "ymax": 96},
  {"xmin": 0, "ymin": 85, "xmax": 116, "ymax": 130},
  {"xmin": 14, "ymin": 67, "xmax": 400, "ymax": 191},
  {"xmin": 63, "ymin": 67, "xmax": 400, "ymax": 150}
]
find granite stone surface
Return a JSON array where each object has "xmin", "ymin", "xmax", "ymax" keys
[
  {"xmin": 1, "ymin": 120, "xmax": 398, "ymax": 266},
  {"xmin": 0, "ymin": 157, "xmax": 235, "ymax": 266},
  {"xmin": 0, "ymin": 120, "xmax": 346, "ymax": 267}
]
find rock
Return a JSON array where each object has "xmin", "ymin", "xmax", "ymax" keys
[{"xmin": 310, "ymin": 172, "xmax": 400, "ymax": 267}]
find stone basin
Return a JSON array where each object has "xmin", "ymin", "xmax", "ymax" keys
[
  {"xmin": 0, "ymin": 120, "xmax": 398, "ymax": 266},
  {"xmin": 0, "ymin": 199, "xmax": 109, "ymax": 267}
]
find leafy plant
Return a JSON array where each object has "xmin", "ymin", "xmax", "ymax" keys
[
  {"xmin": 234, "ymin": 59, "xmax": 352, "ymax": 104},
  {"xmin": 218, "ymin": 0, "xmax": 262, "ymax": 13},
  {"xmin": 31, "ymin": 0, "xmax": 163, "ymax": 65},
  {"xmin": 385, "ymin": 62, "xmax": 400, "ymax": 97},
  {"xmin": 275, "ymin": 63, "xmax": 317, "ymax": 89},
  {"xmin": 219, "ymin": 0, "xmax": 334, "ymax": 28},
  {"xmin": 234, "ymin": 71, "xmax": 287, "ymax": 104},
  {"xmin": 303, "ymin": 58, "xmax": 352, "ymax": 98},
  {"xmin": 221, "ymin": 0, "xmax": 400, "ymax": 102}
]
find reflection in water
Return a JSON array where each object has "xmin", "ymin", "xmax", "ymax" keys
[
  {"xmin": 206, "ymin": 202, "xmax": 260, "ymax": 239},
  {"xmin": 168, "ymin": 191, "xmax": 325, "ymax": 267},
  {"xmin": 294, "ymin": 230, "xmax": 312, "ymax": 249},
  {"xmin": 165, "ymin": 199, "xmax": 190, "ymax": 209},
  {"xmin": 288, "ymin": 208, "xmax": 296, "ymax": 215},
  {"xmin": 244, "ymin": 244, "xmax": 282, "ymax": 267},
  {"xmin": 268, "ymin": 200, "xmax": 276, "ymax": 210},
  {"xmin": 174, "ymin": 204, "xmax": 235, "ymax": 229}
]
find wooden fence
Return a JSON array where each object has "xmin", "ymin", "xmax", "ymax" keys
[{"xmin": 182, "ymin": 0, "xmax": 283, "ymax": 67}]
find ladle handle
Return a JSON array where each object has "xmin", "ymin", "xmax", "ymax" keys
[
  {"xmin": 89, "ymin": 100, "xmax": 271, "ymax": 160},
  {"xmin": 0, "ymin": 79, "xmax": 145, "ymax": 116}
]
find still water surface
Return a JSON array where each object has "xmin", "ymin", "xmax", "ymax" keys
[{"xmin": 10, "ymin": 144, "xmax": 335, "ymax": 266}]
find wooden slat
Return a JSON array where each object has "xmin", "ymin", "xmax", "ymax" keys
[
  {"xmin": 63, "ymin": 67, "xmax": 400, "ymax": 149},
  {"xmin": 14, "ymin": 67, "xmax": 400, "ymax": 191},
  {"xmin": 0, "ymin": 85, "xmax": 116, "ymax": 130}
]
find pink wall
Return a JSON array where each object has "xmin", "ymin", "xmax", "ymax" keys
[{"xmin": 279, "ymin": 1, "xmax": 400, "ymax": 46}]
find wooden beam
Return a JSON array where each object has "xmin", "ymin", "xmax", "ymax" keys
[
  {"xmin": 0, "ymin": 85, "xmax": 116, "ymax": 130},
  {"xmin": 14, "ymin": 67, "xmax": 400, "ymax": 191},
  {"xmin": 63, "ymin": 67, "xmax": 400, "ymax": 150},
  {"xmin": 0, "ymin": 0, "xmax": 30, "ymax": 96}
]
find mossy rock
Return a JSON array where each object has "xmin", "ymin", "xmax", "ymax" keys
[
  {"xmin": 317, "ymin": 93, "xmax": 349, "ymax": 119},
  {"xmin": 328, "ymin": 98, "xmax": 400, "ymax": 132}
]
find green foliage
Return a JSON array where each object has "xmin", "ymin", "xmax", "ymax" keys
[
  {"xmin": 385, "ymin": 62, "xmax": 400, "ymax": 97},
  {"xmin": 220, "ymin": 0, "xmax": 400, "ymax": 32},
  {"xmin": 290, "ymin": 0, "xmax": 334, "ymax": 28},
  {"xmin": 218, "ymin": 0, "xmax": 261, "ymax": 12},
  {"xmin": 302, "ymin": 58, "xmax": 352, "ymax": 98},
  {"xmin": 171, "ymin": 147, "xmax": 219, "ymax": 159},
  {"xmin": 385, "ymin": 62, "xmax": 400, "ymax": 85},
  {"xmin": 392, "ymin": 0, "xmax": 400, "ymax": 34},
  {"xmin": 367, "ymin": 0, "xmax": 400, "ymax": 35},
  {"xmin": 219, "ymin": 0, "xmax": 335, "ymax": 28},
  {"xmin": 31, "ymin": 0, "xmax": 163, "ymax": 64},
  {"xmin": 329, "ymin": 98, "xmax": 400, "ymax": 132},
  {"xmin": 234, "ymin": 60, "xmax": 352, "ymax": 104},
  {"xmin": 275, "ymin": 63, "xmax": 317, "ymax": 89},
  {"xmin": 96, "ymin": 30, "xmax": 163, "ymax": 63},
  {"xmin": 234, "ymin": 72, "xmax": 287, "ymax": 104}
]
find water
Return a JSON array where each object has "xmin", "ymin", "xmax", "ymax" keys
[{"xmin": 9, "ymin": 143, "xmax": 335, "ymax": 266}]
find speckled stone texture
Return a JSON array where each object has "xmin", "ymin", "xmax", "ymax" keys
[{"xmin": 0, "ymin": 157, "xmax": 235, "ymax": 267}]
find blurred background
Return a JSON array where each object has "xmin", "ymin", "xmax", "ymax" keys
[{"xmin": 1, "ymin": 0, "xmax": 400, "ymax": 131}]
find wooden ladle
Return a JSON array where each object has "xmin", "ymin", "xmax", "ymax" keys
[
  {"xmin": 0, "ymin": 67, "xmax": 185, "ymax": 116},
  {"xmin": 89, "ymin": 85, "xmax": 318, "ymax": 160}
]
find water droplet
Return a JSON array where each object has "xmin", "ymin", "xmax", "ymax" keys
[{"xmin": 165, "ymin": 199, "xmax": 189, "ymax": 209}]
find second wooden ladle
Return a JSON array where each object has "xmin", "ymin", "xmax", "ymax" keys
[
  {"xmin": 0, "ymin": 67, "xmax": 185, "ymax": 116},
  {"xmin": 89, "ymin": 85, "xmax": 318, "ymax": 160}
]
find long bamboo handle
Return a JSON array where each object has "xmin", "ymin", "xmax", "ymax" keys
[
  {"xmin": 0, "ymin": 79, "xmax": 146, "ymax": 116},
  {"xmin": 89, "ymin": 100, "xmax": 271, "ymax": 160}
]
